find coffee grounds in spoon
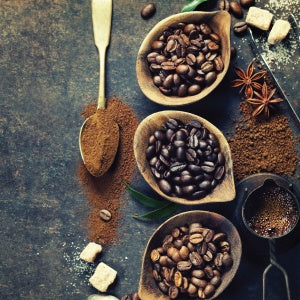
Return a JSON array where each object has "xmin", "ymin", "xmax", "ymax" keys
[
  {"xmin": 244, "ymin": 186, "xmax": 299, "ymax": 238},
  {"xmin": 81, "ymin": 109, "xmax": 119, "ymax": 177}
]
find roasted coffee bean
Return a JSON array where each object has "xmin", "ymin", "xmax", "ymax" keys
[
  {"xmin": 208, "ymin": 242, "xmax": 217, "ymax": 253},
  {"xmin": 99, "ymin": 209, "xmax": 112, "ymax": 221},
  {"xmin": 199, "ymin": 180, "xmax": 211, "ymax": 191},
  {"xmin": 218, "ymin": 0, "xmax": 230, "ymax": 11},
  {"xmin": 151, "ymin": 249, "xmax": 160, "ymax": 262},
  {"xmin": 208, "ymin": 41, "xmax": 219, "ymax": 51},
  {"xmin": 217, "ymin": 152, "xmax": 225, "ymax": 165},
  {"xmin": 240, "ymin": 0, "xmax": 255, "ymax": 8},
  {"xmin": 203, "ymin": 250, "xmax": 213, "ymax": 262},
  {"xmin": 203, "ymin": 229, "xmax": 214, "ymax": 243},
  {"xmin": 220, "ymin": 240, "xmax": 231, "ymax": 252},
  {"xmin": 200, "ymin": 23, "xmax": 212, "ymax": 35},
  {"xmin": 222, "ymin": 252, "xmax": 233, "ymax": 268},
  {"xmin": 146, "ymin": 145, "xmax": 155, "ymax": 159},
  {"xmin": 177, "ymin": 260, "xmax": 192, "ymax": 271},
  {"xmin": 233, "ymin": 21, "xmax": 248, "ymax": 34},
  {"xmin": 213, "ymin": 232, "xmax": 227, "ymax": 243},
  {"xmin": 192, "ymin": 269, "xmax": 205, "ymax": 279},
  {"xmin": 169, "ymin": 286, "xmax": 179, "ymax": 299},
  {"xmin": 215, "ymin": 165, "xmax": 225, "ymax": 180},
  {"xmin": 214, "ymin": 56, "xmax": 224, "ymax": 71},
  {"xmin": 152, "ymin": 40, "xmax": 165, "ymax": 51},
  {"xmin": 189, "ymin": 233, "xmax": 204, "ymax": 244},
  {"xmin": 214, "ymin": 252, "xmax": 224, "ymax": 268},
  {"xmin": 204, "ymin": 284, "xmax": 215, "ymax": 297},
  {"xmin": 166, "ymin": 119, "xmax": 179, "ymax": 130},
  {"xmin": 210, "ymin": 275, "xmax": 221, "ymax": 287},
  {"xmin": 176, "ymin": 64, "xmax": 189, "ymax": 75},
  {"xmin": 186, "ymin": 53, "xmax": 197, "ymax": 66},
  {"xmin": 179, "ymin": 246, "xmax": 189, "ymax": 260},
  {"xmin": 205, "ymin": 71, "xmax": 217, "ymax": 85},
  {"xmin": 230, "ymin": 1, "xmax": 243, "ymax": 18},
  {"xmin": 121, "ymin": 295, "xmax": 131, "ymax": 300},
  {"xmin": 204, "ymin": 265, "xmax": 214, "ymax": 279},
  {"xmin": 201, "ymin": 61, "xmax": 214, "ymax": 73},
  {"xmin": 182, "ymin": 185, "xmax": 196, "ymax": 195},
  {"xmin": 158, "ymin": 281, "xmax": 169, "ymax": 294},
  {"xmin": 190, "ymin": 251, "xmax": 204, "ymax": 267},
  {"xmin": 158, "ymin": 179, "xmax": 172, "ymax": 195},
  {"xmin": 198, "ymin": 289, "xmax": 206, "ymax": 299},
  {"xmin": 141, "ymin": 3, "xmax": 156, "ymax": 19},
  {"xmin": 187, "ymin": 283, "xmax": 197, "ymax": 295}
]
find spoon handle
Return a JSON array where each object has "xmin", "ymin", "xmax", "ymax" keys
[{"xmin": 92, "ymin": 0, "xmax": 113, "ymax": 109}]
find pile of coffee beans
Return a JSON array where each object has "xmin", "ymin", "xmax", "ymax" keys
[
  {"xmin": 150, "ymin": 222, "xmax": 233, "ymax": 299},
  {"xmin": 146, "ymin": 119, "xmax": 226, "ymax": 200},
  {"xmin": 146, "ymin": 22, "xmax": 224, "ymax": 97}
]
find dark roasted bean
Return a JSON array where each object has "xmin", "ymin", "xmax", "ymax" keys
[
  {"xmin": 141, "ymin": 3, "xmax": 156, "ymax": 19},
  {"xmin": 215, "ymin": 165, "xmax": 225, "ymax": 180},
  {"xmin": 233, "ymin": 21, "xmax": 248, "ymax": 34},
  {"xmin": 159, "ymin": 179, "xmax": 172, "ymax": 195},
  {"xmin": 230, "ymin": 1, "xmax": 243, "ymax": 18},
  {"xmin": 218, "ymin": 0, "xmax": 230, "ymax": 11},
  {"xmin": 205, "ymin": 71, "xmax": 217, "ymax": 85}
]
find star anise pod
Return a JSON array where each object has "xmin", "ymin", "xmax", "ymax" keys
[
  {"xmin": 231, "ymin": 61, "xmax": 266, "ymax": 98},
  {"xmin": 247, "ymin": 82, "xmax": 283, "ymax": 118}
]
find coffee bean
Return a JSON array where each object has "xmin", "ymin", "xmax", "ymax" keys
[
  {"xmin": 198, "ymin": 289, "xmax": 206, "ymax": 299},
  {"xmin": 201, "ymin": 61, "xmax": 214, "ymax": 73},
  {"xmin": 222, "ymin": 252, "xmax": 233, "ymax": 268},
  {"xmin": 218, "ymin": 0, "xmax": 230, "ymax": 11},
  {"xmin": 240, "ymin": 0, "xmax": 255, "ymax": 8},
  {"xmin": 182, "ymin": 185, "xmax": 196, "ymax": 195},
  {"xmin": 208, "ymin": 41, "xmax": 219, "ymax": 51},
  {"xmin": 177, "ymin": 260, "xmax": 192, "ymax": 272},
  {"xmin": 99, "ymin": 209, "xmax": 111, "ymax": 221},
  {"xmin": 131, "ymin": 292, "xmax": 140, "ymax": 300},
  {"xmin": 215, "ymin": 165, "xmax": 225, "ymax": 180},
  {"xmin": 204, "ymin": 284, "xmax": 215, "ymax": 297},
  {"xmin": 187, "ymin": 283, "xmax": 197, "ymax": 295},
  {"xmin": 204, "ymin": 265, "xmax": 214, "ymax": 279},
  {"xmin": 192, "ymin": 269, "xmax": 205, "ymax": 279},
  {"xmin": 177, "ymin": 84, "xmax": 188, "ymax": 97},
  {"xmin": 189, "ymin": 233, "xmax": 204, "ymax": 244},
  {"xmin": 141, "ymin": 3, "xmax": 156, "ymax": 19},
  {"xmin": 166, "ymin": 39, "xmax": 178, "ymax": 53},
  {"xmin": 233, "ymin": 21, "xmax": 248, "ymax": 34},
  {"xmin": 158, "ymin": 179, "xmax": 172, "ymax": 195},
  {"xmin": 214, "ymin": 56, "xmax": 224, "ymax": 72},
  {"xmin": 151, "ymin": 40, "xmax": 165, "ymax": 51},
  {"xmin": 158, "ymin": 281, "xmax": 169, "ymax": 294},
  {"xmin": 230, "ymin": 1, "xmax": 243, "ymax": 18},
  {"xmin": 121, "ymin": 295, "xmax": 131, "ymax": 300},
  {"xmin": 176, "ymin": 64, "xmax": 189, "ymax": 75},
  {"xmin": 210, "ymin": 275, "xmax": 221, "ymax": 287}
]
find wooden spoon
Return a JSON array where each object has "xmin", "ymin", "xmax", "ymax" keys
[
  {"xmin": 79, "ymin": 0, "xmax": 119, "ymax": 177},
  {"xmin": 133, "ymin": 111, "xmax": 235, "ymax": 205},
  {"xmin": 138, "ymin": 210, "xmax": 242, "ymax": 299}
]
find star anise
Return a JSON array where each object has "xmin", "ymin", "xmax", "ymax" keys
[
  {"xmin": 231, "ymin": 61, "xmax": 266, "ymax": 98},
  {"xmin": 247, "ymin": 82, "xmax": 283, "ymax": 118}
]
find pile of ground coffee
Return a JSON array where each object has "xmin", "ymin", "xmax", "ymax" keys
[
  {"xmin": 78, "ymin": 96, "xmax": 138, "ymax": 245},
  {"xmin": 228, "ymin": 101, "xmax": 299, "ymax": 181}
]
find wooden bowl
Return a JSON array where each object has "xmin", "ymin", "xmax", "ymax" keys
[
  {"xmin": 136, "ymin": 11, "xmax": 231, "ymax": 106},
  {"xmin": 138, "ymin": 210, "xmax": 242, "ymax": 300},
  {"xmin": 133, "ymin": 111, "xmax": 235, "ymax": 205}
]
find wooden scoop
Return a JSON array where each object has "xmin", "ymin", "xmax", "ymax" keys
[{"xmin": 138, "ymin": 211, "xmax": 242, "ymax": 299}]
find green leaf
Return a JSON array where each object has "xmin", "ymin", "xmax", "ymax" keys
[
  {"xmin": 123, "ymin": 181, "xmax": 168, "ymax": 208},
  {"xmin": 133, "ymin": 203, "xmax": 179, "ymax": 220},
  {"xmin": 181, "ymin": 0, "xmax": 208, "ymax": 12}
]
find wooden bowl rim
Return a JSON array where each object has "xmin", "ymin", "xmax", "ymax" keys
[
  {"xmin": 139, "ymin": 210, "xmax": 242, "ymax": 300},
  {"xmin": 136, "ymin": 10, "xmax": 231, "ymax": 106},
  {"xmin": 133, "ymin": 110, "xmax": 235, "ymax": 205}
]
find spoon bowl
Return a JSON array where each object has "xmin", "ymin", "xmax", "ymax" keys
[
  {"xmin": 138, "ymin": 210, "xmax": 242, "ymax": 300},
  {"xmin": 136, "ymin": 11, "xmax": 231, "ymax": 106},
  {"xmin": 133, "ymin": 110, "xmax": 235, "ymax": 205}
]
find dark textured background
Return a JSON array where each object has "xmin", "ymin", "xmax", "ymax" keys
[{"xmin": 0, "ymin": 0, "xmax": 299, "ymax": 299}]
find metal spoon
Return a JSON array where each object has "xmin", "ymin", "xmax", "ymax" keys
[{"xmin": 79, "ymin": 0, "xmax": 119, "ymax": 177}]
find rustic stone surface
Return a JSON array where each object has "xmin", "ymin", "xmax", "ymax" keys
[{"xmin": 0, "ymin": 1, "xmax": 299, "ymax": 299}]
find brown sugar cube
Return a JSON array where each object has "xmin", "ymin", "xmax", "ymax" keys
[
  {"xmin": 80, "ymin": 242, "xmax": 102, "ymax": 263},
  {"xmin": 89, "ymin": 262, "xmax": 117, "ymax": 292},
  {"xmin": 246, "ymin": 7, "xmax": 274, "ymax": 31},
  {"xmin": 268, "ymin": 20, "xmax": 291, "ymax": 45}
]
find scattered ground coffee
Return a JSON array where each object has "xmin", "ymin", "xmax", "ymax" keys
[
  {"xmin": 78, "ymin": 96, "xmax": 139, "ymax": 245},
  {"xmin": 228, "ymin": 101, "xmax": 299, "ymax": 181}
]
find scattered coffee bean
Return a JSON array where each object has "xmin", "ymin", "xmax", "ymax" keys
[
  {"xmin": 146, "ymin": 22, "xmax": 224, "ymax": 97},
  {"xmin": 218, "ymin": 0, "xmax": 230, "ymax": 11},
  {"xmin": 146, "ymin": 119, "xmax": 226, "ymax": 200},
  {"xmin": 233, "ymin": 21, "xmax": 248, "ymax": 34},
  {"xmin": 151, "ymin": 223, "xmax": 233, "ymax": 299},
  {"xmin": 240, "ymin": 0, "xmax": 255, "ymax": 8},
  {"xmin": 99, "ymin": 209, "xmax": 112, "ymax": 221},
  {"xmin": 229, "ymin": 1, "xmax": 243, "ymax": 18},
  {"xmin": 141, "ymin": 3, "xmax": 156, "ymax": 19}
]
